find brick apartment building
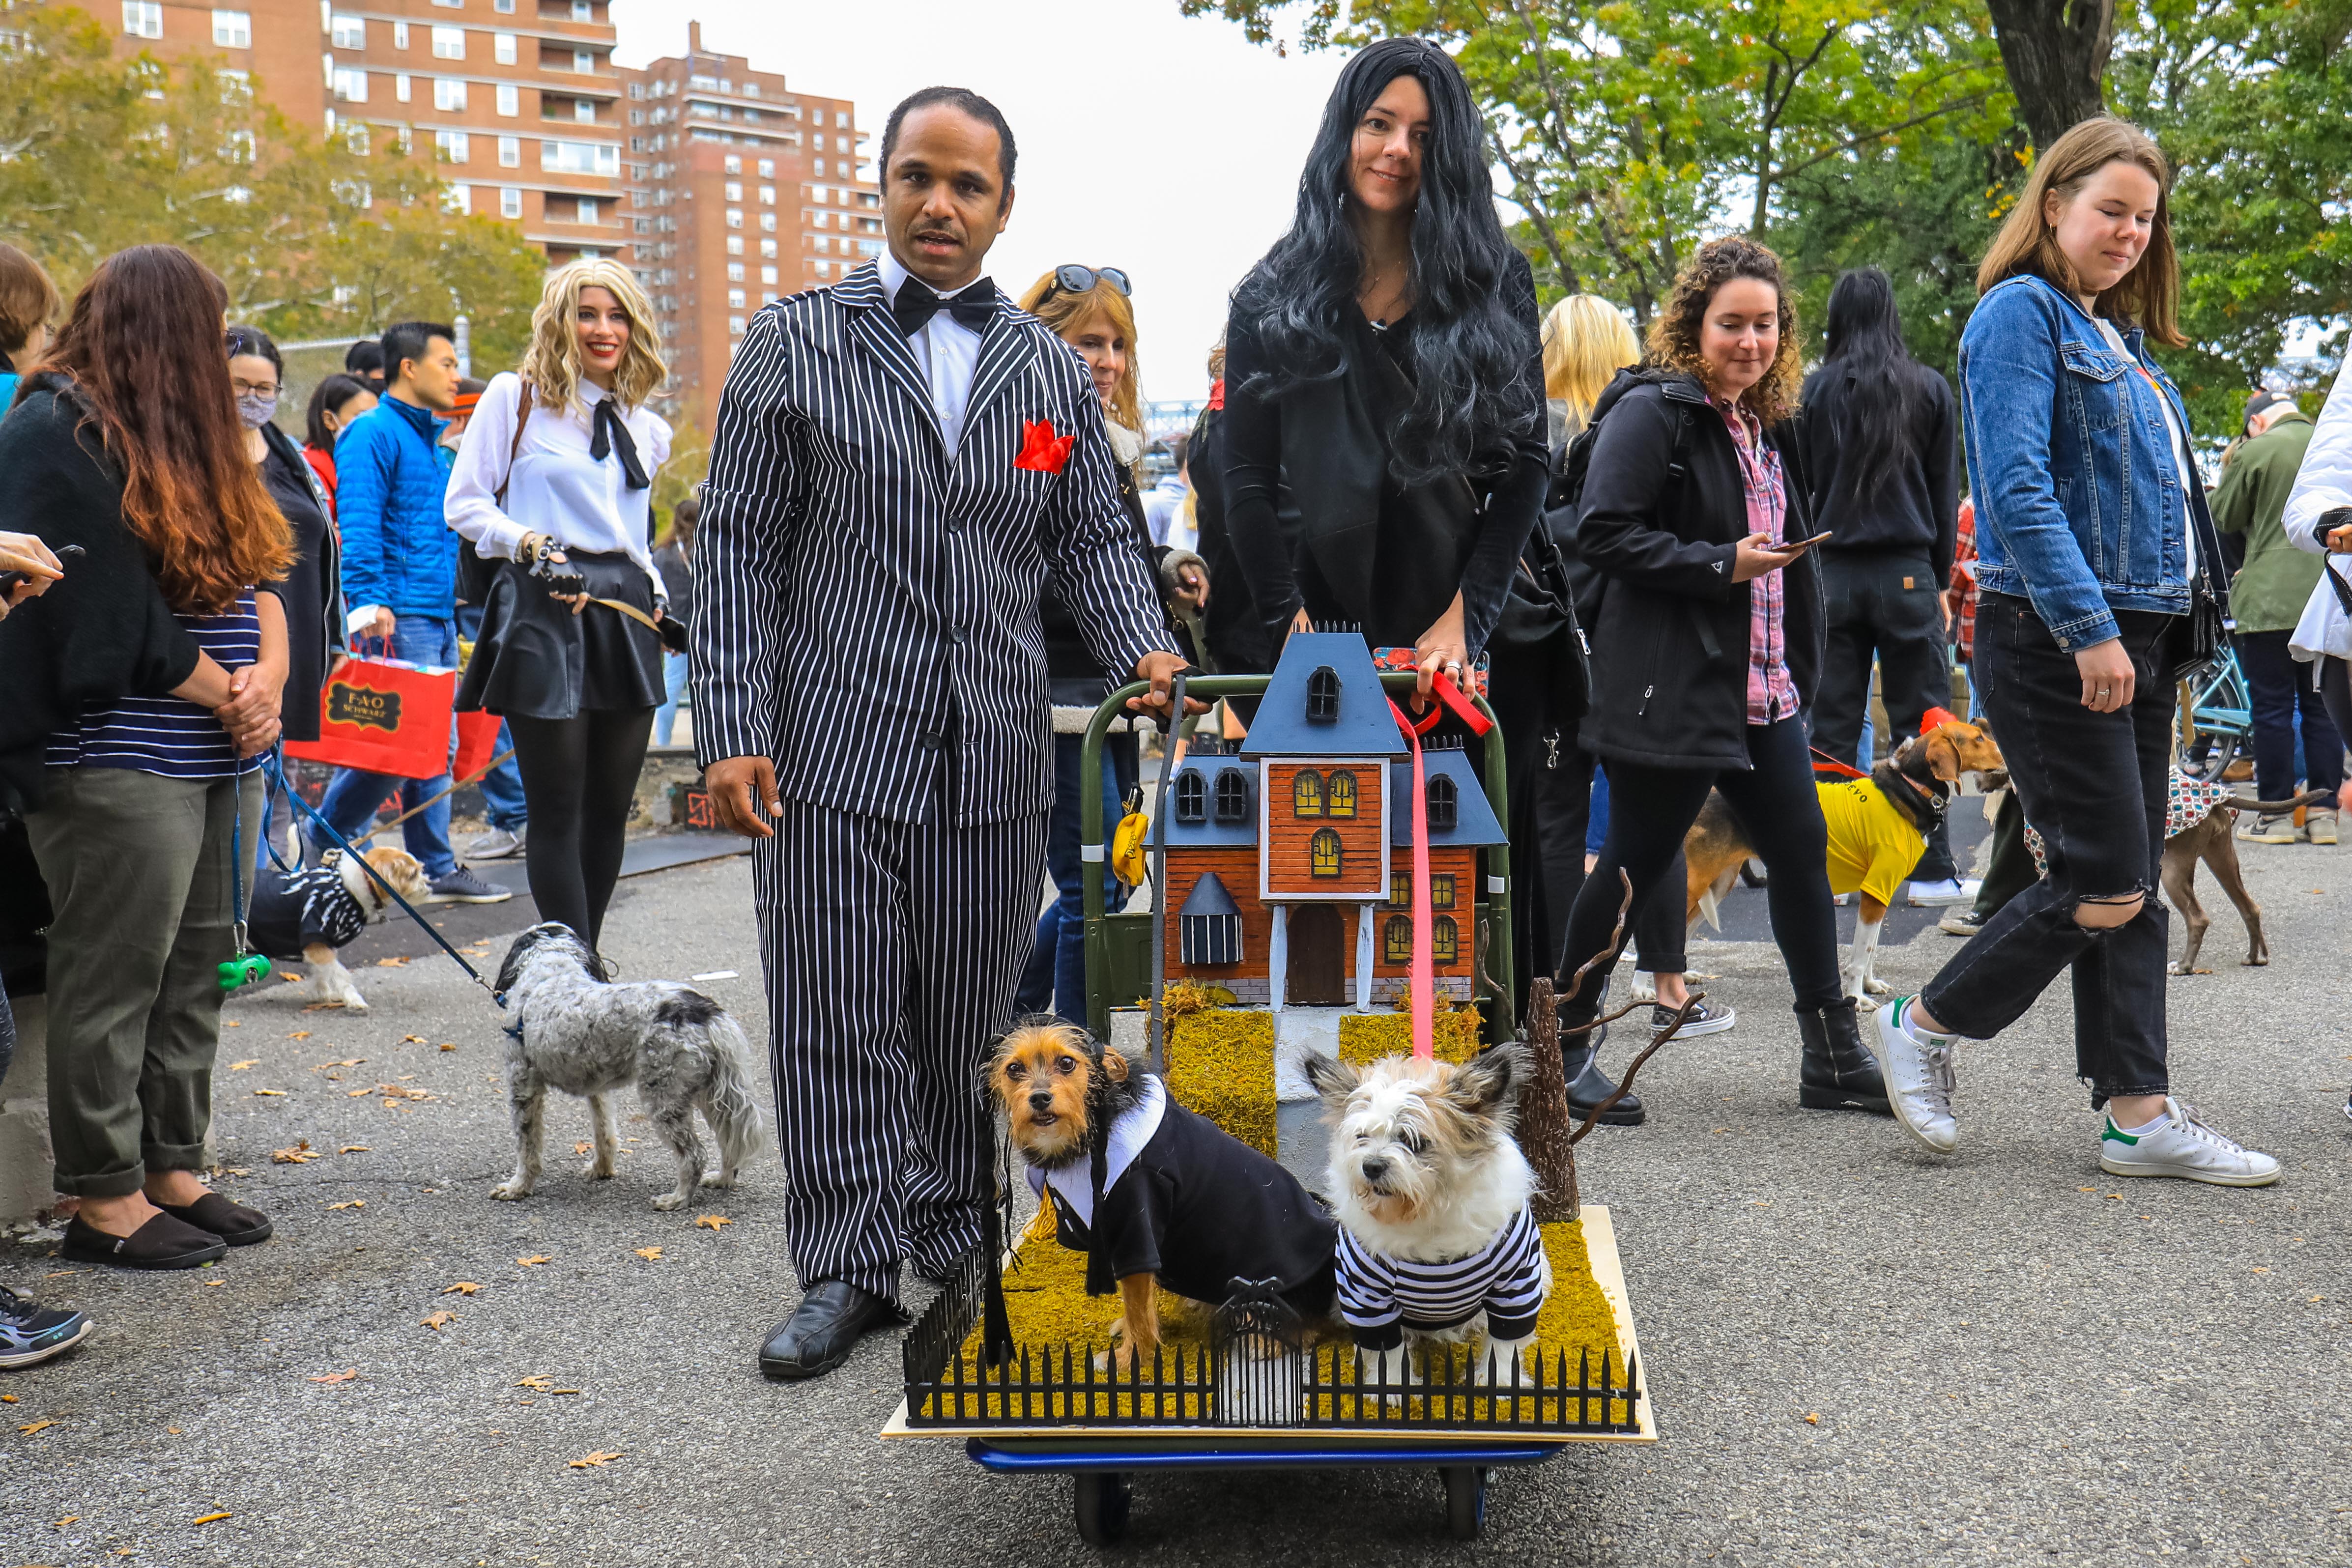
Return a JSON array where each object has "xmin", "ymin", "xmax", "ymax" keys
[{"xmin": 104, "ymin": 4, "xmax": 877, "ymax": 410}]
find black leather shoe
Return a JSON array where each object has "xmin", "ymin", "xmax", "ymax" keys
[
  {"xmin": 157, "ymin": 1192, "xmax": 273, "ymax": 1246},
  {"xmin": 1798, "ymin": 998, "xmax": 1892, "ymax": 1113},
  {"xmin": 758, "ymin": 1281, "xmax": 910, "ymax": 1381},
  {"xmin": 1563, "ymin": 1021, "xmax": 1645, "ymax": 1126}
]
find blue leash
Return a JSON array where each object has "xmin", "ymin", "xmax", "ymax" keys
[
  {"xmin": 252, "ymin": 749, "xmax": 503, "ymax": 1003},
  {"xmin": 219, "ymin": 774, "xmax": 273, "ymax": 992}
]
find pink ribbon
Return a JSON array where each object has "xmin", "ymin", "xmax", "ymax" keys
[{"xmin": 1387, "ymin": 697, "xmax": 1436, "ymax": 1058}]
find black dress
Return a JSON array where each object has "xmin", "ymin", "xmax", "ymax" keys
[
  {"xmin": 257, "ymin": 427, "xmax": 341, "ymax": 743},
  {"xmin": 456, "ymin": 551, "xmax": 665, "ymax": 719}
]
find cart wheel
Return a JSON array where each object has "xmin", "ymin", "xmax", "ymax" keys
[
  {"xmin": 1441, "ymin": 1466, "xmax": 1487, "ymax": 1540},
  {"xmin": 1074, "ymin": 1471, "xmax": 1131, "ymax": 1547}
]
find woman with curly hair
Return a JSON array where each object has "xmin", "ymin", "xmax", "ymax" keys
[
  {"xmin": 446, "ymin": 257, "xmax": 673, "ymax": 952},
  {"xmin": 1552, "ymin": 234, "xmax": 1885, "ymax": 1117}
]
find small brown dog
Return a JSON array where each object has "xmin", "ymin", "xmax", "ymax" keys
[
  {"xmin": 987, "ymin": 1020, "xmax": 1336, "ymax": 1370},
  {"xmin": 1685, "ymin": 718, "xmax": 2007, "ymax": 1002}
]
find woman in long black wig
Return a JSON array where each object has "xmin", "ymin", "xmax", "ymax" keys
[{"xmin": 1221, "ymin": 35, "xmax": 1548, "ymax": 699}]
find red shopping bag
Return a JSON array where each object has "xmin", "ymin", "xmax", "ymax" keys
[
  {"xmin": 284, "ymin": 650, "xmax": 458, "ymax": 781},
  {"xmin": 452, "ymin": 710, "xmax": 504, "ymax": 781}
]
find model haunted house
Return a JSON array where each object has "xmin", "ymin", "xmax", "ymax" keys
[{"xmin": 1152, "ymin": 633, "xmax": 1504, "ymax": 1010}]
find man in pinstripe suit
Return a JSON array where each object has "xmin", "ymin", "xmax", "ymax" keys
[{"xmin": 692, "ymin": 86, "xmax": 1192, "ymax": 1380}]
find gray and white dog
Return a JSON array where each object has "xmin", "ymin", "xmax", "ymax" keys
[{"xmin": 491, "ymin": 923, "xmax": 766, "ymax": 1211}]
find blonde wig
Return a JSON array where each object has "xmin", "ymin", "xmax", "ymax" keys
[
  {"xmin": 1976, "ymin": 117, "xmax": 2180, "ymax": 348},
  {"xmin": 1540, "ymin": 293, "xmax": 1640, "ymax": 426},
  {"xmin": 518, "ymin": 257, "xmax": 667, "ymax": 412},
  {"xmin": 1018, "ymin": 269, "xmax": 1141, "ymax": 434}
]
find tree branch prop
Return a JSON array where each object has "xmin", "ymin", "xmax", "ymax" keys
[{"xmin": 1566, "ymin": 993, "xmax": 1701, "ymax": 1148}]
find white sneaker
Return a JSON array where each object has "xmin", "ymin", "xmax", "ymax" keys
[
  {"xmin": 2098, "ymin": 1099, "xmax": 2281, "ymax": 1187},
  {"xmin": 1906, "ymin": 878, "xmax": 1980, "ymax": 907},
  {"xmin": 1874, "ymin": 996, "xmax": 1958, "ymax": 1153}
]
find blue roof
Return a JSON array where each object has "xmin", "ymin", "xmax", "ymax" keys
[
  {"xmin": 1238, "ymin": 633, "xmax": 1407, "ymax": 761},
  {"xmin": 1179, "ymin": 871, "xmax": 1241, "ymax": 917},
  {"xmin": 1387, "ymin": 752, "xmax": 1506, "ymax": 847},
  {"xmin": 1148, "ymin": 754, "xmax": 1258, "ymax": 847}
]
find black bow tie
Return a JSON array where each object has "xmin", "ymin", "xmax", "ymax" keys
[
  {"xmin": 589, "ymin": 397, "xmax": 649, "ymax": 490},
  {"xmin": 891, "ymin": 276, "xmax": 996, "ymax": 337}
]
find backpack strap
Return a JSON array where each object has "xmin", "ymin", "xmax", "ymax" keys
[{"xmin": 493, "ymin": 380, "xmax": 534, "ymax": 511}]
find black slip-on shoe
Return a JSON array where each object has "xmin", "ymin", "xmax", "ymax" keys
[
  {"xmin": 157, "ymin": 1192, "xmax": 273, "ymax": 1247},
  {"xmin": 61, "ymin": 1213, "xmax": 227, "ymax": 1271},
  {"xmin": 758, "ymin": 1281, "xmax": 910, "ymax": 1381}
]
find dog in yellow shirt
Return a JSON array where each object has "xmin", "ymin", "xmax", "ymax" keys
[{"xmin": 1684, "ymin": 716, "xmax": 2007, "ymax": 1003}]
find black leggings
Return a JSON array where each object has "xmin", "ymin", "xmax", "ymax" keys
[
  {"xmin": 2318, "ymin": 657, "xmax": 2352, "ymax": 763},
  {"xmin": 505, "ymin": 708, "xmax": 654, "ymax": 952},
  {"xmin": 1555, "ymin": 715, "xmax": 1842, "ymax": 1027}
]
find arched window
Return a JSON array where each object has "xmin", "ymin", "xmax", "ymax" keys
[
  {"xmin": 1214, "ymin": 770, "xmax": 1249, "ymax": 824},
  {"xmin": 1173, "ymin": 769, "xmax": 1205, "ymax": 823},
  {"xmin": 1309, "ymin": 827, "xmax": 1343, "ymax": 879},
  {"xmin": 1427, "ymin": 774, "xmax": 1458, "ymax": 830},
  {"xmin": 1306, "ymin": 665, "xmax": 1340, "ymax": 722},
  {"xmin": 1325, "ymin": 769, "xmax": 1357, "ymax": 818},
  {"xmin": 1383, "ymin": 914, "xmax": 1412, "ymax": 964},
  {"xmin": 1292, "ymin": 769, "xmax": 1324, "ymax": 818},
  {"xmin": 1432, "ymin": 915, "xmax": 1459, "ymax": 964}
]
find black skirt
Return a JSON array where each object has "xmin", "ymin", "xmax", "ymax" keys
[{"xmin": 457, "ymin": 549, "xmax": 665, "ymax": 719}]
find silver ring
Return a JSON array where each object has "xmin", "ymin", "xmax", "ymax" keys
[{"xmin": 2096, "ymin": 687, "xmax": 2112, "ymax": 696}]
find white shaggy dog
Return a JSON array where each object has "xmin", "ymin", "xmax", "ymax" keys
[
  {"xmin": 491, "ymin": 923, "xmax": 766, "ymax": 1211},
  {"xmin": 1303, "ymin": 1045, "xmax": 1551, "ymax": 1393}
]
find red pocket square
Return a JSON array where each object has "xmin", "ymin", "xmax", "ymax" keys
[{"xmin": 1014, "ymin": 419, "xmax": 1077, "ymax": 475}]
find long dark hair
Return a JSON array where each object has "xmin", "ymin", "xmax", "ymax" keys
[
  {"xmin": 33, "ymin": 245, "xmax": 288, "ymax": 612},
  {"xmin": 1818, "ymin": 267, "xmax": 1924, "ymax": 506},
  {"xmin": 1232, "ymin": 36, "xmax": 1534, "ymax": 486},
  {"xmin": 305, "ymin": 373, "xmax": 372, "ymax": 452}
]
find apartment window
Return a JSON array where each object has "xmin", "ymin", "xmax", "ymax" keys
[
  {"xmin": 332, "ymin": 67, "xmax": 368, "ymax": 103},
  {"xmin": 431, "ymin": 0, "xmax": 460, "ymax": 6},
  {"xmin": 340, "ymin": 121, "xmax": 368, "ymax": 155},
  {"xmin": 495, "ymin": 0, "xmax": 514, "ymax": 11},
  {"xmin": 492, "ymin": 30, "xmax": 516, "ymax": 64},
  {"xmin": 726, "ymin": 263, "xmax": 744, "ymax": 282},
  {"xmin": 392, "ymin": 20, "xmax": 407, "ymax": 47},
  {"xmin": 814, "ymin": 236, "xmax": 829, "ymax": 255},
  {"xmin": 573, "ymin": 49, "xmax": 592, "ymax": 72},
  {"xmin": 576, "ymin": 197, "xmax": 598, "ymax": 224},
  {"xmin": 431, "ymin": 25, "xmax": 463, "ymax": 58},
  {"xmin": 498, "ymin": 135, "xmax": 519, "ymax": 167},
  {"xmin": 729, "ymin": 315, "xmax": 746, "ymax": 336},
  {"xmin": 444, "ymin": 182, "xmax": 471, "ymax": 215},
  {"xmin": 758, "ymin": 239, "xmax": 776, "ymax": 259},
  {"xmin": 629, "ymin": 111, "xmax": 642, "ymax": 127},
  {"xmin": 813, "ymin": 160, "xmax": 826, "ymax": 177},
  {"xmin": 758, "ymin": 185, "xmax": 774, "ymax": 205},
  {"xmin": 500, "ymin": 185, "xmax": 522, "ymax": 219},
  {"xmin": 395, "ymin": 73, "xmax": 411, "ymax": 102},
  {"xmin": 496, "ymin": 83, "xmax": 517, "ymax": 116},
  {"xmin": 574, "ymin": 100, "xmax": 595, "ymax": 123},
  {"xmin": 812, "ymin": 134, "xmax": 824, "ymax": 152},
  {"xmin": 724, "ymin": 182, "xmax": 741, "ymax": 202},
  {"xmin": 434, "ymin": 77, "xmax": 467, "ymax": 112},
  {"xmin": 725, "ymin": 235, "xmax": 743, "ymax": 256},
  {"xmin": 814, "ymin": 210, "xmax": 831, "ymax": 229},
  {"xmin": 329, "ymin": 12, "xmax": 364, "ymax": 48},
  {"xmin": 757, "ymin": 159, "xmax": 774, "ymax": 178},
  {"xmin": 571, "ymin": 0, "xmax": 591, "ymax": 16},
  {"xmin": 836, "ymin": 111, "xmax": 849, "ymax": 128},
  {"xmin": 121, "ymin": 1, "xmax": 162, "ymax": 39},
  {"xmin": 759, "ymin": 213, "xmax": 776, "ymax": 232},
  {"xmin": 629, "ymin": 83, "xmax": 643, "ymax": 100},
  {"xmin": 723, "ymin": 155, "xmax": 740, "ymax": 174},
  {"xmin": 725, "ymin": 209, "xmax": 743, "ymax": 229},
  {"xmin": 760, "ymin": 265, "xmax": 777, "ymax": 285},
  {"xmin": 727, "ymin": 289, "xmax": 746, "ymax": 309},
  {"xmin": 211, "ymin": 9, "xmax": 249, "ymax": 47},
  {"xmin": 541, "ymin": 140, "xmax": 618, "ymax": 177},
  {"xmin": 435, "ymin": 130, "xmax": 469, "ymax": 164}
]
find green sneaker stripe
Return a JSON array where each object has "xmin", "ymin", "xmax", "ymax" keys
[{"xmin": 2102, "ymin": 1119, "xmax": 2140, "ymax": 1146}]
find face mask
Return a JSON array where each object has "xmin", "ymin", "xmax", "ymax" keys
[{"xmin": 236, "ymin": 391, "xmax": 278, "ymax": 430}]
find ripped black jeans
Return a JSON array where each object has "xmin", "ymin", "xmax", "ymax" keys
[{"xmin": 1920, "ymin": 593, "xmax": 2176, "ymax": 1103}]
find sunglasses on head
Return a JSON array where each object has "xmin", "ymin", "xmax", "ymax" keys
[{"xmin": 1046, "ymin": 264, "xmax": 1131, "ymax": 301}]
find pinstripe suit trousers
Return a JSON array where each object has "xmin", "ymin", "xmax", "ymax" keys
[{"xmin": 756, "ymin": 793, "xmax": 1046, "ymax": 1299}]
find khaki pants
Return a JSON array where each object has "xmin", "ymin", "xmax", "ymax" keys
[{"xmin": 26, "ymin": 766, "xmax": 263, "ymax": 1199}]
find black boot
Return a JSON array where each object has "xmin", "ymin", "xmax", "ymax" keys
[
  {"xmin": 1798, "ymin": 999, "xmax": 1891, "ymax": 1113},
  {"xmin": 1563, "ymin": 1020, "xmax": 1645, "ymax": 1126}
]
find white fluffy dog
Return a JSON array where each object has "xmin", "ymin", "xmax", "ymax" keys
[
  {"xmin": 1303, "ymin": 1045, "xmax": 1551, "ymax": 1392},
  {"xmin": 490, "ymin": 923, "xmax": 767, "ymax": 1211}
]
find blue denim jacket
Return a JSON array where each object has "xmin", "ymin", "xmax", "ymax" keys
[{"xmin": 1958, "ymin": 272, "xmax": 2216, "ymax": 651}]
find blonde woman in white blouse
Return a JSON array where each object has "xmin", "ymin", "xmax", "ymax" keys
[{"xmin": 448, "ymin": 258, "xmax": 673, "ymax": 952}]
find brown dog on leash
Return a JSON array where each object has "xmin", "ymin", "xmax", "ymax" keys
[{"xmin": 1684, "ymin": 717, "xmax": 2008, "ymax": 1003}]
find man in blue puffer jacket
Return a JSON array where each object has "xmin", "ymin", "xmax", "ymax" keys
[{"xmin": 310, "ymin": 320, "xmax": 510, "ymax": 904}]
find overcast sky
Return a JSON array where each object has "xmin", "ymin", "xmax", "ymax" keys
[{"xmin": 610, "ymin": 0, "xmax": 1348, "ymax": 404}]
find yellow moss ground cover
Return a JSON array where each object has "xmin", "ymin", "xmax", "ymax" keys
[
  {"xmin": 1164, "ymin": 1009, "xmax": 1277, "ymax": 1155},
  {"xmin": 1336, "ymin": 1007, "xmax": 1483, "ymax": 1067}
]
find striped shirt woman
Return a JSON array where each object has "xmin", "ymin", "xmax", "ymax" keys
[{"xmin": 47, "ymin": 591, "xmax": 261, "ymax": 778}]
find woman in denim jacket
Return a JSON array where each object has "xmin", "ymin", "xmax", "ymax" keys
[{"xmin": 1874, "ymin": 119, "xmax": 2278, "ymax": 1186}]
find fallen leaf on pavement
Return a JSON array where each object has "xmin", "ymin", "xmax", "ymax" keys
[
  {"xmin": 253, "ymin": 1088, "xmax": 287, "ymax": 1096},
  {"xmin": 229, "ymin": 1059, "xmax": 260, "ymax": 1070},
  {"xmin": 569, "ymin": 1450, "xmax": 623, "ymax": 1469},
  {"xmin": 280, "ymin": 971, "xmax": 303, "ymax": 980},
  {"xmin": 309, "ymin": 1368, "xmax": 361, "ymax": 1384},
  {"xmin": 420, "ymin": 1311, "xmax": 456, "ymax": 1330},
  {"xmin": 375, "ymin": 956, "xmax": 409, "ymax": 967},
  {"xmin": 287, "ymin": 1030, "xmax": 313, "ymax": 1040},
  {"xmin": 574, "ymin": 1141, "xmax": 594, "ymax": 1155},
  {"xmin": 57, "ymin": 1513, "xmax": 78, "ymax": 1525},
  {"xmin": 314, "ymin": 1058, "xmax": 365, "ymax": 1069},
  {"xmin": 195, "ymin": 1511, "xmax": 233, "ymax": 1524},
  {"xmin": 223, "ymin": 1019, "xmax": 242, "ymax": 1026},
  {"xmin": 371, "ymin": 1083, "xmax": 432, "ymax": 1101},
  {"xmin": 327, "ymin": 1200, "xmax": 365, "ymax": 1210},
  {"xmin": 516, "ymin": 1254, "xmax": 552, "ymax": 1267},
  {"xmin": 20, "ymin": 1419, "xmax": 55, "ymax": 1433},
  {"xmin": 1804, "ymin": 1412, "xmax": 1820, "ymax": 1425},
  {"xmin": 515, "ymin": 1374, "xmax": 555, "ymax": 1390},
  {"xmin": 443, "ymin": 1282, "xmax": 480, "ymax": 1295},
  {"xmin": 339, "ymin": 1145, "xmax": 370, "ymax": 1154},
  {"xmin": 694, "ymin": 1215, "xmax": 732, "ymax": 1230},
  {"xmin": 634, "ymin": 1247, "xmax": 662, "ymax": 1261},
  {"xmin": 0, "ymin": 1393, "xmax": 14, "ymax": 1401},
  {"xmin": 2253, "ymin": 1266, "xmax": 2271, "ymax": 1274},
  {"xmin": 271, "ymin": 1141, "xmax": 320, "ymax": 1164},
  {"xmin": 202, "ymin": 1279, "xmax": 225, "ymax": 1287},
  {"xmin": 440, "ymin": 1042, "xmax": 457, "ymax": 1052}
]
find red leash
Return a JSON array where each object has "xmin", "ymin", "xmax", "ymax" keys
[{"xmin": 1385, "ymin": 672, "xmax": 1492, "ymax": 1058}]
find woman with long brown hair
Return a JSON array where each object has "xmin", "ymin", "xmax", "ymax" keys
[{"xmin": 0, "ymin": 244, "xmax": 293, "ymax": 1269}]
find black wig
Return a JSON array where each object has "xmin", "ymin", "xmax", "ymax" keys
[
  {"xmin": 1232, "ymin": 36, "xmax": 1534, "ymax": 488},
  {"xmin": 1819, "ymin": 267, "xmax": 1928, "ymax": 512}
]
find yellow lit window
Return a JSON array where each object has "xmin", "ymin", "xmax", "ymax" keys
[
  {"xmin": 1310, "ymin": 827, "xmax": 1342, "ymax": 879},
  {"xmin": 1388, "ymin": 872, "xmax": 1409, "ymax": 908},
  {"xmin": 1431, "ymin": 875, "xmax": 1455, "ymax": 910},
  {"xmin": 1292, "ymin": 769, "xmax": 1323, "ymax": 818},
  {"xmin": 1432, "ymin": 915, "xmax": 1459, "ymax": 963},
  {"xmin": 1326, "ymin": 769, "xmax": 1357, "ymax": 818},
  {"xmin": 1383, "ymin": 915, "xmax": 1411, "ymax": 963}
]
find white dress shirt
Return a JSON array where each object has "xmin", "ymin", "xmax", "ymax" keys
[
  {"xmin": 876, "ymin": 248, "xmax": 989, "ymax": 457},
  {"xmin": 446, "ymin": 372, "xmax": 673, "ymax": 598}
]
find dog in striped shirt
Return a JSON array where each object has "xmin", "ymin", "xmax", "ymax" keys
[{"xmin": 1303, "ymin": 1045, "xmax": 1551, "ymax": 1392}]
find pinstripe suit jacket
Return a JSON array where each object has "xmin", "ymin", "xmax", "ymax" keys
[{"xmin": 691, "ymin": 260, "xmax": 1177, "ymax": 827}]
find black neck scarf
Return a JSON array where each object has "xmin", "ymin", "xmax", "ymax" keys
[{"xmin": 590, "ymin": 396, "xmax": 650, "ymax": 489}]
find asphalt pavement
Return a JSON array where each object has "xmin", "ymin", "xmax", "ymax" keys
[{"xmin": 7, "ymin": 812, "xmax": 2352, "ymax": 1566}]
